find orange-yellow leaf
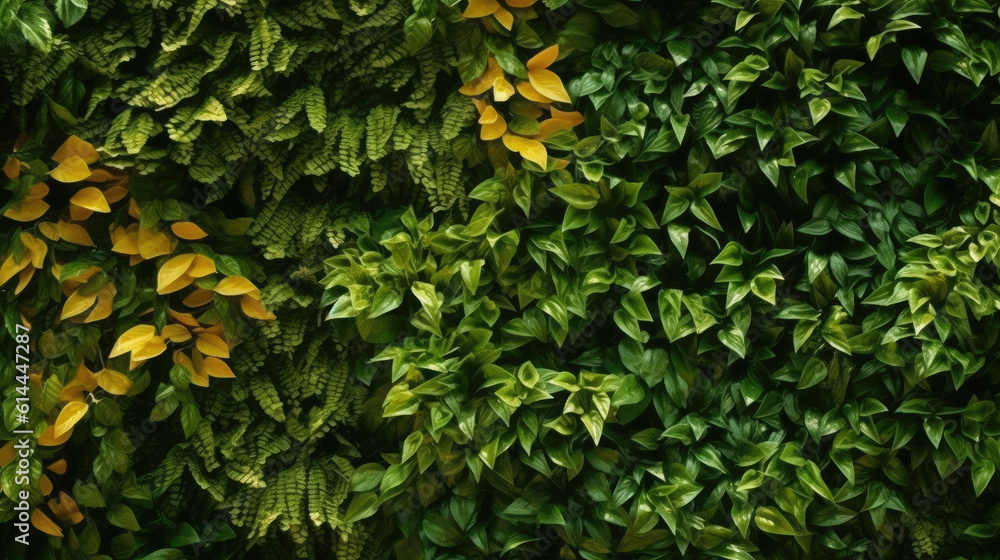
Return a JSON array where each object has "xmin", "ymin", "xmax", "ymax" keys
[
  {"xmin": 167, "ymin": 309, "xmax": 201, "ymax": 328},
  {"xmin": 493, "ymin": 6, "xmax": 514, "ymax": 30},
  {"xmin": 527, "ymin": 45, "xmax": 559, "ymax": 71},
  {"xmin": 132, "ymin": 337, "xmax": 167, "ymax": 362},
  {"xmin": 52, "ymin": 135, "xmax": 99, "ymax": 165},
  {"xmin": 109, "ymin": 324, "xmax": 157, "ymax": 358},
  {"xmin": 196, "ymin": 333, "xmax": 230, "ymax": 358},
  {"xmin": 464, "ymin": 0, "xmax": 500, "ymax": 18},
  {"xmin": 3, "ymin": 156, "xmax": 20, "ymax": 179},
  {"xmin": 494, "ymin": 76, "xmax": 515, "ymax": 102},
  {"xmin": 27, "ymin": 182, "xmax": 49, "ymax": 199},
  {"xmin": 502, "ymin": 134, "xmax": 549, "ymax": 167},
  {"xmin": 214, "ymin": 276, "xmax": 260, "ymax": 298},
  {"xmin": 86, "ymin": 168, "xmax": 118, "ymax": 182},
  {"xmin": 157, "ymin": 254, "xmax": 196, "ymax": 294},
  {"xmin": 160, "ymin": 274, "xmax": 194, "ymax": 295},
  {"xmin": 82, "ymin": 285, "xmax": 116, "ymax": 323},
  {"xmin": 481, "ymin": 114, "xmax": 508, "ymax": 141},
  {"xmin": 170, "ymin": 222, "xmax": 209, "ymax": 240},
  {"xmin": 203, "ymin": 357, "xmax": 235, "ymax": 379},
  {"xmin": 459, "ymin": 56, "xmax": 503, "ymax": 96},
  {"xmin": 516, "ymin": 81, "xmax": 555, "ymax": 103},
  {"xmin": 102, "ymin": 185, "xmax": 129, "ymax": 204},
  {"xmin": 54, "ymin": 402, "xmax": 89, "ymax": 438},
  {"xmin": 241, "ymin": 295, "xmax": 277, "ymax": 320},
  {"xmin": 22, "ymin": 233, "xmax": 47, "ymax": 268},
  {"xmin": 58, "ymin": 222, "xmax": 95, "ymax": 247},
  {"xmin": 31, "ymin": 509, "xmax": 64, "ymax": 537},
  {"xmin": 0, "ymin": 441, "xmax": 14, "ymax": 468},
  {"xmin": 50, "ymin": 156, "xmax": 91, "ymax": 183},
  {"xmin": 479, "ymin": 105, "xmax": 500, "ymax": 125},
  {"xmin": 161, "ymin": 324, "xmax": 192, "ymax": 343},
  {"xmin": 95, "ymin": 369, "xmax": 133, "ymax": 395},
  {"xmin": 76, "ymin": 363, "xmax": 98, "ymax": 390},
  {"xmin": 46, "ymin": 459, "xmax": 67, "ymax": 475},
  {"xmin": 69, "ymin": 204, "xmax": 92, "ymax": 222},
  {"xmin": 549, "ymin": 107, "xmax": 585, "ymax": 126},
  {"xmin": 128, "ymin": 198, "xmax": 141, "ymax": 219},
  {"xmin": 48, "ymin": 492, "xmax": 84, "ymax": 524},
  {"xmin": 3, "ymin": 198, "xmax": 49, "ymax": 221},
  {"xmin": 39, "ymin": 221, "xmax": 59, "ymax": 241},
  {"xmin": 187, "ymin": 255, "xmax": 216, "ymax": 278},
  {"xmin": 534, "ymin": 118, "xmax": 576, "ymax": 140},
  {"xmin": 182, "ymin": 288, "xmax": 214, "ymax": 307},
  {"xmin": 39, "ymin": 474, "xmax": 53, "ymax": 496},
  {"xmin": 15, "ymin": 267, "xmax": 33, "ymax": 294},
  {"xmin": 70, "ymin": 187, "xmax": 111, "ymax": 212},
  {"xmin": 175, "ymin": 351, "xmax": 208, "ymax": 387},
  {"xmin": 137, "ymin": 227, "xmax": 174, "ymax": 259},
  {"xmin": 59, "ymin": 380, "xmax": 89, "ymax": 403},
  {"xmin": 528, "ymin": 68, "xmax": 571, "ymax": 103},
  {"xmin": 0, "ymin": 254, "xmax": 29, "ymax": 289},
  {"xmin": 111, "ymin": 231, "xmax": 140, "ymax": 255},
  {"xmin": 61, "ymin": 290, "xmax": 98, "ymax": 320},
  {"xmin": 37, "ymin": 424, "xmax": 73, "ymax": 446}
]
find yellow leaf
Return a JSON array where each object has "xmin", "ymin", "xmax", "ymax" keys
[
  {"xmin": 59, "ymin": 380, "xmax": 89, "ymax": 403},
  {"xmin": 167, "ymin": 309, "xmax": 201, "ymax": 328},
  {"xmin": 534, "ymin": 118, "xmax": 576, "ymax": 140},
  {"xmin": 550, "ymin": 106, "xmax": 585, "ymax": 126},
  {"xmin": 0, "ymin": 441, "xmax": 14, "ymax": 468},
  {"xmin": 493, "ymin": 6, "xmax": 513, "ymax": 30},
  {"xmin": 516, "ymin": 81, "xmax": 555, "ymax": 104},
  {"xmin": 161, "ymin": 324, "xmax": 192, "ymax": 343},
  {"xmin": 463, "ymin": 0, "xmax": 500, "ymax": 18},
  {"xmin": 214, "ymin": 276, "xmax": 260, "ymax": 298},
  {"xmin": 46, "ymin": 459, "xmax": 67, "ymax": 475},
  {"xmin": 502, "ymin": 134, "xmax": 549, "ymax": 167},
  {"xmin": 37, "ymin": 424, "xmax": 73, "ymax": 447},
  {"xmin": 0, "ymin": 254, "xmax": 29, "ymax": 289},
  {"xmin": 95, "ymin": 369, "xmax": 133, "ymax": 395},
  {"xmin": 70, "ymin": 187, "xmax": 111, "ymax": 212},
  {"xmin": 458, "ymin": 56, "xmax": 504, "ymax": 96},
  {"xmin": 52, "ymin": 135, "xmax": 99, "ymax": 165},
  {"xmin": 82, "ymin": 285, "xmax": 116, "ymax": 323},
  {"xmin": 22, "ymin": 233, "xmax": 47, "ymax": 268},
  {"xmin": 3, "ymin": 198, "xmax": 49, "ymax": 221},
  {"xmin": 31, "ymin": 509, "xmax": 64, "ymax": 537},
  {"xmin": 528, "ymin": 68, "xmax": 571, "ymax": 103},
  {"xmin": 109, "ymin": 324, "xmax": 157, "ymax": 358},
  {"xmin": 54, "ymin": 401, "xmax": 89, "ymax": 438},
  {"xmin": 160, "ymin": 274, "xmax": 194, "ymax": 295},
  {"xmin": 58, "ymin": 221, "xmax": 95, "ymax": 246},
  {"xmin": 85, "ymin": 168, "xmax": 117, "ymax": 182},
  {"xmin": 241, "ymin": 295, "xmax": 276, "ymax": 320},
  {"xmin": 111, "ymin": 231, "xmax": 140, "ymax": 255},
  {"xmin": 27, "ymin": 182, "xmax": 49, "ymax": 199},
  {"xmin": 60, "ymin": 289, "xmax": 98, "ymax": 320},
  {"xmin": 132, "ymin": 338, "xmax": 167, "ymax": 361},
  {"xmin": 170, "ymin": 222, "xmax": 209, "ymax": 240},
  {"xmin": 3, "ymin": 156, "xmax": 20, "ymax": 179},
  {"xmin": 50, "ymin": 155, "xmax": 91, "ymax": 183},
  {"xmin": 157, "ymin": 254, "xmax": 196, "ymax": 294},
  {"xmin": 48, "ymin": 492, "xmax": 84, "ymax": 524},
  {"xmin": 69, "ymin": 204, "xmax": 92, "ymax": 222},
  {"xmin": 196, "ymin": 333, "xmax": 230, "ymax": 358},
  {"xmin": 527, "ymin": 45, "xmax": 559, "ymax": 71},
  {"xmin": 479, "ymin": 105, "xmax": 500, "ymax": 125},
  {"xmin": 494, "ymin": 76, "xmax": 515, "ymax": 103},
  {"xmin": 182, "ymin": 288, "xmax": 214, "ymax": 307},
  {"xmin": 187, "ymin": 255, "xmax": 216, "ymax": 278},
  {"xmin": 174, "ymin": 351, "xmax": 208, "ymax": 387},
  {"xmin": 39, "ymin": 221, "xmax": 59, "ymax": 241},
  {"xmin": 102, "ymin": 185, "xmax": 129, "ymax": 204},
  {"xmin": 137, "ymin": 227, "xmax": 174, "ymax": 259},
  {"xmin": 481, "ymin": 113, "xmax": 508, "ymax": 141},
  {"xmin": 40, "ymin": 473, "xmax": 53, "ymax": 496},
  {"xmin": 76, "ymin": 362, "xmax": 98, "ymax": 390},
  {"xmin": 203, "ymin": 357, "xmax": 235, "ymax": 378},
  {"xmin": 128, "ymin": 198, "xmax": 141, "ymax": 219},
  {"xmin": 15, "ymin": 267, "xmax": 33, "ymax": 294}
]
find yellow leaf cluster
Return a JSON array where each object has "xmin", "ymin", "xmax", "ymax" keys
[
  {"xmin": 463, "ymin": 0, "xmax": 538, "ymax": 31},
  {"xmin": 3, "ymin": 182, "xmax": 49, "ymax": 221},
  {"xmin": 460, "ymin": 45, "xmax": 583, "ymax": 168},
  {"xmin": 0, "ymin": 233, "xmax": 47, "ymax": 294},
  {"xmin": 54, "ymin": 266, "xmax": 117, "ymax": 323}
]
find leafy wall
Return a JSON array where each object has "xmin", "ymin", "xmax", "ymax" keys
[{"xmin": 3, "ymin": 0, "xmax": 1000, "ymax": 560}]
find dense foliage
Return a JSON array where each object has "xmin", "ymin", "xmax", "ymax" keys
[{"xmin": 4, "ymin": 0, "xmax": 1000, "ymax": 559}]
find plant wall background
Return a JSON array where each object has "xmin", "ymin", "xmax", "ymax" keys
[{"xmin": 4, "ymin": 1, "xmax": 1000, "ymax": 560}]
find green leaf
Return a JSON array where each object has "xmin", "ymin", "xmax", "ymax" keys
[
  {"xmin": 550, "ymin": 183, "xmax": 601, "ymax": 209},
  {"xmin": 344, "ymin": 491, "xmax": 378, "ymax": 523},
  {"xmin": 901, "ymin": 46, "xmax": 927, "ymax": 83},
  {"xmin": 755, "ymin": 506, "xmax": 807, "ymax": 536},
  {"xmin": 107, "ymin": 504, "xmax": 141, "ymax": 531}
]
